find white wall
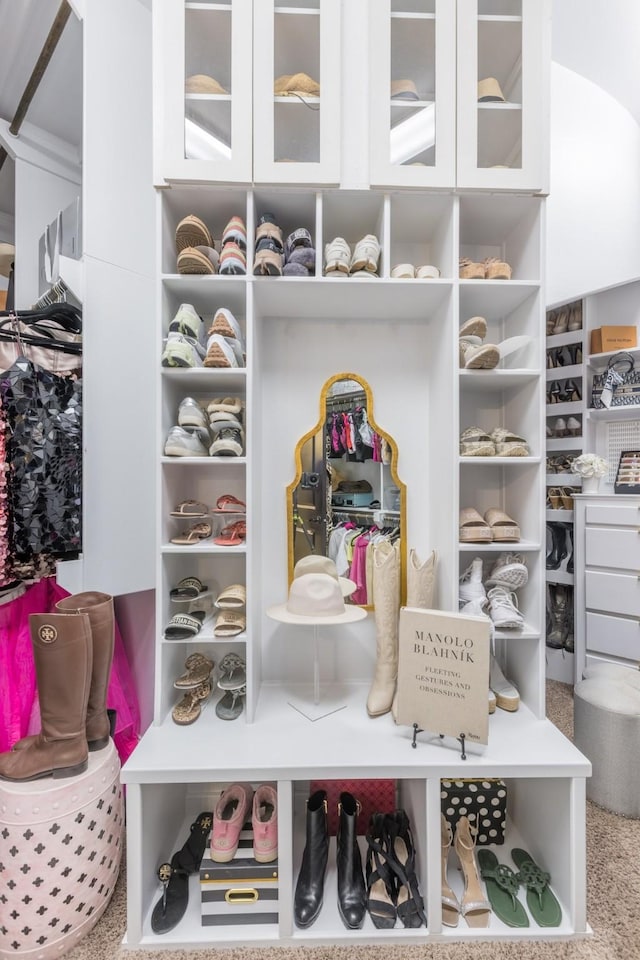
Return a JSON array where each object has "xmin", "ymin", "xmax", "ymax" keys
[
  {"xmin": 114, "ymin": 589, "xmax": 155, "ymax": 733},
  {"xmin": 80, "ymin": 0, "xmax": 156, "ymax": 600},
  {"xmin": 13, "ymin": 162, "xmax": 80, "ymax": 306},
  {"xmin": 546, "ymin": 63, "xmax": 640, "ymax": 306}
]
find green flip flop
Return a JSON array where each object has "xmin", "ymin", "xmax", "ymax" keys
[
  {"xmin": 511, "ymin": 848, "xmax": 562, "ymax": 927},
  {"xmin": 477, "ymin": 849, "xmax": 529, "ymax": 928}
]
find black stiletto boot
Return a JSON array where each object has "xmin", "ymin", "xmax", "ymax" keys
[
  {"xmin": 385, "ymin": 809, "xmax": 427, "ymax": 928},
  {"xmin": 294, "ymin": 790, "xmax": 329, "ymax": 928},
  {"xmin": 336, "ymin": 792, "xmax": 367, "ymax": 929},
  {"xmin": 547, "ymin": 584, "xmax": 568, "ymax": 649},
  {"xmin": 546, "ymin": 523, "xmax": 567, "ymax": 570},
  {"xmin": 564, "ymin": 524, "xmax": 574, "ymax": 574}
]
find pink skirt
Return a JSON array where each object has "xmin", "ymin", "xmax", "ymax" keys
[{"xmin": 0, "ymin": 577, "xmax": 140, "ymax": 763}]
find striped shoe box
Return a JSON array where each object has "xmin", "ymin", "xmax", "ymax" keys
[{"xmin": 199, "ymin": 826, "xmax": 279, "ymax": 926}]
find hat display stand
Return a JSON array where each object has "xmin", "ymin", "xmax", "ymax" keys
[
  {"xmin": 264, "ymin": 619, "xmax": 353, "ymax": 722},
  {"xmin": 266, "ymin": 572, "xmax": 367, "ymax": 721}
]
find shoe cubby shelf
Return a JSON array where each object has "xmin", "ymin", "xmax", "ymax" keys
[
  {"xmin": 124, "ymin": 769, "xmax": 585, "ymax": 949},
  {"xmin": 543, "ymin": 299, "xmax": 584, "ymax": 681}
]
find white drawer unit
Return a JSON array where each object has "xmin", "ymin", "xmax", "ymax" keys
[
  {"xmin": 585, "ymin": 502, "xmax": 640, "ymax": 528},
  {"xmin": 585, "ymin": 528, "xmax": 640, "ymax": 571},
  {"xmin": 574, "ymin": 494, "xmax": 640, "ymax": 679},
  {"xmin": 586, "ymin": 612, "xmax": 640, "ymax": 661}
]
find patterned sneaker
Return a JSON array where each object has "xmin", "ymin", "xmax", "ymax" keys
[
  {"xmin": 219, "ymin": 242, "xmax": 247, "ymax": 276},
  {"xmin": 208, "ymin": 308, "xmax": 246, "ymax": 357},
  {"xmin": 485, "ymin": 553, "xmax": 528, "ymax": 590},
  {"xmin": 221, "ymin": 216, "xmax": 247, "ymax": 251},
  {"xmin": 177, "ymin": 245, "xmax": 219, "ymax": 275},
  {"xmin": 161, "ymin": 333, "xmax": 206, "ymax": 368},
  {"xmin": 487, "ymin": 586, "xmax": 524, "ymax": 630},
  {"xmin": 169, "ymin": 303, "xmax": 202, "ymax": 339},
  {"xmin": 175, "ymin": 214, "xmax": 213, "ymax": 252},
  {"xmin": 204, "ymin": 334, "xmax": 242, "ymax": 368},
  {"xmin": 209, "ymin": 425, "xmax": 244, "ymax": 457}
]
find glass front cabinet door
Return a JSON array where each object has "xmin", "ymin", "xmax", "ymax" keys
[
  {"xmin": 456, "ymin": 0, "xmax": 551, "ymax": 192},
  {"xmin": 369, "ymin": 0, "xmax": 456, "ymax": 189},
  {"xmin": 154, "ymin": 0, "xmax": 253, "ymax": 184},
  {"xmin": 253, "ymin": 0, "xmax": 341, "ymax": 184}
]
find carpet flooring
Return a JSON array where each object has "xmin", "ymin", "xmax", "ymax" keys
[{"xmin": 65, "ymin": 681, "xmax": 638, "ymax": 960}]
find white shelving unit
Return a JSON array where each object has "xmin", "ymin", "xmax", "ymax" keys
[
  {"xmin": 121, "ymin": 1, "xmax": 589, "ymax": 950},
  {"xmin": 543, "ymin": 299, "xmax": 585, "ymax": 683}
]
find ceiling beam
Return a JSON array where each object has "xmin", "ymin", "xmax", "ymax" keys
[{"xmin": 0, "ymin": 1, "xmax": 73, "ymax": 172}]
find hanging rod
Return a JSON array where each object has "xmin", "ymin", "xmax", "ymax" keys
[{"xmin": 0, "ymin": 2, "xmax": 72, "ymax": 172}]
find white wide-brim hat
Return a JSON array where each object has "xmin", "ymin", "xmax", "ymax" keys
[
  {"xmin": 293, "ymin": 554, "xmax": 357, "ymax": 598},
  {"xmin": 267, "ymin": 573, "xmax": 368, "ymax": 626}
]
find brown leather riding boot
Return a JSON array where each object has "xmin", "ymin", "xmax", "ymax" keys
[
  {"xmin": 55, "ymin": 591, "xmax": 114, "ymax": 750},
  {"xmin": 0, "ymin": 612, "xmax": 92, "ymax": 781},
  {"xmin": 12, "ymin": 591, "xmax": 115, "ymax": 754}
]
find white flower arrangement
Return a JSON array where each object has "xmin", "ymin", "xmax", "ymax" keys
[{"xmin": 571, "ymin": 453, "xmax": 609, "ymax": 479}]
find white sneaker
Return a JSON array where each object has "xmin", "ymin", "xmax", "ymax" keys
[
  {"xmin": 459, "ymin": 558, "xmax": 486, "ymax": 605},
  {"xmin": 164, "ymin": 425, "xmax": 210, "ymax": 458},
  {"xmin": 485, "ymin": 553, "xmax": 528, "ymax": 590},
  {"xmin": 460, "ymin": 599, "xmax": 494, "ymax": 642},
  {"xmin": 204, "ymin": 334, "xmax": 242, "ymax": 368},
  {"xmin": 490, "ymin": 655, "xmax": 520, "ymax": 711},
  {"xmin": 487, "ymin": 586, "xmax": 524, "ymax": 630},
  {"xmin": 208, "ymin": 308, "xmax": 246, "ymax": 357},
  {"xmin": 350, "ymin": 234, "xmax": 381, "ymax": 274},
  {"xmin": 169, "ymin": 303, "xmax": 202, "ymax": 339},
  {"xmin": 177, "ymin": 397, "xmax": 208, "ymax": 429},
  {"xmin": 161, "ymin": 333, "xmax": 205, "ymax": 368},
  {"xmin": 324, "ymin": 237, "xmax": 351, "ymax": 275}
]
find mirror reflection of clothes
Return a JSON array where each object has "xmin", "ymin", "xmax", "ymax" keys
[
  {"xmin": 328, "ymin": 522, "xmax": 399, "ymax": 605},
  {"xmin": 326, "ymin": 406, "xmax": 381, "ymax": 462}
]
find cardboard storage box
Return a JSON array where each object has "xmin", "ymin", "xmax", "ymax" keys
[
  {"xmin": 590, "ymin": 325, "xmax": 638, "ymax": 354},
  {"xmin": 200, "ymin": 826, "xmax": 279, "ymax": 926}
]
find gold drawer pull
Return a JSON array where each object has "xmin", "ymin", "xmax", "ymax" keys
[{"xmin": 225, "ymin": 887, "xmax": 259, "ymax": 904}]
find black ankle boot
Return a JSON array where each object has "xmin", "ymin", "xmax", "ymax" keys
[
  {"xmin": 294, "ymin": 790, "xmax": 329, "ymax": 928},
  {"xmin": 546, "ymin": 523, "xmax": 567, "ymax": 570},
  {"xmin": 336, "ymin": 792, "xmax": 366, "ymax": 929}
]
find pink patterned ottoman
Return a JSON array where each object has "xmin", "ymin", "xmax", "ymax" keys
[{"xmin": 0, "ymin": 740, "xmax": 123, "ymax": 960}]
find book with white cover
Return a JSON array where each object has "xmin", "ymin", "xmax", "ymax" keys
[{"xmin": 396, "ymin": 607, "xmax": 491, "ymax": 746}]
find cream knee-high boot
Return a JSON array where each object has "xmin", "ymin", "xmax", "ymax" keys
[
  {"xmin": 367, "ymin": 540, "xmax": 400, "ymax": 718},
  {"xmin": 392, "ymin": 548, "xmax": 437, "ymax": 722},
  {"xmin": 407, "ymin": 548, "xmax": 437, "ymax": 609}
]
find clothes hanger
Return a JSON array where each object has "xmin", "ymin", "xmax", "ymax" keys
[{"xmin": 0, "ymin": 302, "xmax": 83, "ymax": 334}]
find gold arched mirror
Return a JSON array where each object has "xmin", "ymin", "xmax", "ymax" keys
[{"xmin": 286, "ymin": 373, "xmax": 406, "ymax": 609}]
